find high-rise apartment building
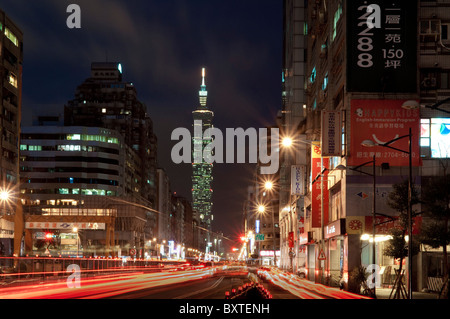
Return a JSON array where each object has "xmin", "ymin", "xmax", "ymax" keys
[
  {"xmin": 278, "ymin": 0, "xmax": 308, "ymax": 272},
  {"xmin": 0, "ymin": 10, "xmax": 23, "ymax": 257},
  {"xmin": 20, "ymin": 125, "xmax": 122, "ymax": 256},
  {"xmin": 192, "ymin": 68, "xmax": 214, "ymax": 233},
  {"xmin": 64, "ymin": 62, "xmax": 158, "ymax": 208}
]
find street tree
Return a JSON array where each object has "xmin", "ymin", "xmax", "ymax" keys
[
  {"xmin": 420, "ymin": 174, "xmax": 450, "ymax": 299},
  {"xmin": 384, "ymin": 179, "xmax": 420, "ymax": 299}
]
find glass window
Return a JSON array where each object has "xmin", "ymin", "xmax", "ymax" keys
[
  {"xmin": 8, "ymin": 72, "xmax": 18, "ymax": 88},
  {"xmin": 322, "ymin": 73, "xmax": 329, "ymax": 91},
  {"xmin": 67, "ymin": 134, "xmax": 81, "ymax": 141},
  {"xmin": 430, "ymin": 118, "xmax": 450, "ymax": 158},
  {"xmin": 310, "ymin": 66, "xmax": 317, "ymax": 84},
  {"xmin": 59, "ymin": 188, "xmax": 70, "ymax": 195},
  {"xmin": 4, "ymin": 27, "xmax": 19, "ymax": 46},
  {"xmin": 332, "ymin": 2, "xmax": 343, "ymax": 41}
]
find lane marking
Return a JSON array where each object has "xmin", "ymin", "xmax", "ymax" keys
[{"xmin": 173, "ymin": 276, "xmax": 225, "ymax": 299}]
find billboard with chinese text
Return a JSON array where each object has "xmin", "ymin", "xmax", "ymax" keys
[
  {"xmin": 349, "ymin": 99, "xmax": 421, "ymax": 167},
  {"xmin": 346, "ymin": 0, "xmax": 417, "ymax": 93}
]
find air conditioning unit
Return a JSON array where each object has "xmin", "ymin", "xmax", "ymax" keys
[{"xmin": 421, "ymin": 76, "xmax": 437, "ymax": 89}]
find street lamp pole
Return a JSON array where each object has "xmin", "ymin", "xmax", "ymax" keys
[
  {"xmin": 407, "ymin": 128, "xmax": 413, "ymax": 300},
  {"xmin": 362, "ymin": 128, "xmax": 413, "ymax": 299}
]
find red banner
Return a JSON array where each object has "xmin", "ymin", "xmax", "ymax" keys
[
  {"xmin": 349, "ymin": 99, "xmax": 421, "ymax": 167},
  {"xmin": 311, "ymin": 142, "xmax": 329, "ymax": 228},
  {"xmin": 288, "ymin": 232, "xmax": 294, "ymax": 248}
]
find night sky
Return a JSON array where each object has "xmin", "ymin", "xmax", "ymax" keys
[{"xmin": 2, "ymin": 0, "xmax": 282, "ymax": 245}]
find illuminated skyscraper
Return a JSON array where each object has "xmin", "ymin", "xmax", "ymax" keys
[{"xmin": 192, "ymin": 68, "xmax": 214, "ymax": 232}]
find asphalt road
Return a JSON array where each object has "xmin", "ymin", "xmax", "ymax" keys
[{"xmin": 108, "ymin": 272, "xmax": 300, "ymax": 299}]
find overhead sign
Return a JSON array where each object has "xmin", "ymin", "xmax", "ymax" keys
[
  {"xmin": 346, "ymin": 0, "xmax": 417, "ymax": 92},
  {"xmin": 25, "ymin": 222, "xmax": 105, "ymax": 230},
  {"xmin": 321, "ymin": 111, "xmax": 342, "ymax": 157},
  {"xmin": 255, "ymin": 234, "xmax": 265, "ymax": 241}
]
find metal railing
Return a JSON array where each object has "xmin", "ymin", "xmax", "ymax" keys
[{"xmin": 0, "ymin": 256, "xmax": 188, "ymax": 288}]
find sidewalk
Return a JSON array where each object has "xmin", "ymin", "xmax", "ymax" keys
[{"xmin": 374, "ymin": 287, "xmax": 439, "ymax": 299}]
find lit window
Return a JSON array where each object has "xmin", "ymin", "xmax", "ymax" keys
[
  {"xmin": 322, "ymin": 73, "xmax": 329, "ymax": 91},
  {"xmin": 67, "ymin": 134, "xmax": 81, "ymax": 141},
  {"xmin": 4, "ymin": 27, "xmax": 19, "ymax": 46},
  {"xmin": 332, "ymin": 3, "xmax": 343, "ymax": 42},
  {"xmin": 59, "ymin": 188, "xmax": 70, "ymax": 195},
  {"xmin": 420, "ymin": 119, "xmax": 430, "ymax": 147},
  {"xmin": 430, "ymin": 118, "xmax": 450, "ymax": 158},
  {"xmin": 310, "ymin": 67, "xmax": 317, "ymax": 83},
  {"xmin": 8, "ymin": 72, "xmax": 18, "ymax": 88}
]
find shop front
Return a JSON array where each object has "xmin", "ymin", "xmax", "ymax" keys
[
  {"xmin": 300, "ymin": 231, "xmax": 316, "ymax": 281},
  {"xmin": 26, "ymin": 221, "xmax": 106, "ymax": 257},
  {"xmin": 324, "ymin": 219, "xmax": 346, "ymax": 287}
]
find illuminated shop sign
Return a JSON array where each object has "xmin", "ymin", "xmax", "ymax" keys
[
  {"xmin": 299, "ymin": 232, "xmax": 313, "ymax": 245},
  {"xmin": 325, "ymin": 219, "xmax": 346, "ymax": 239},
  {"xmin": 25, "ymin": 222, "xmax": 105, "ymax": 230},
  {"xmin": 260, "ymin": 250, "xmax": 281, "ymax": 257}
]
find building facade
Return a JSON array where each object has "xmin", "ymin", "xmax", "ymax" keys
[
  {"xmin": 19, "ymin": 126, "xmax": 126, "ymax": 256},
  {"xmin": 64, "ymin": 62, "xmax": 158, "ymax": 209},
  {"xmin": 278, "ymin": 0, "xmax": 308, "ymax": 273},
  {"xmin": 277, "ymin": 0, "xmax": 450, "ymax": 293},
  {"xmin": 0, "ymin": 10, "xmax": 23, "ymax": 257}
]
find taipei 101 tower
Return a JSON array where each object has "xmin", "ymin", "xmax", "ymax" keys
[{"xmin": 192, "ymin": 68, "xmax": 214, "ymax": 235}]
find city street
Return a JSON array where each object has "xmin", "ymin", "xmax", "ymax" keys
[{"xmin": 0, "ymin": 264, "xmax": 374, "ymax": 299}]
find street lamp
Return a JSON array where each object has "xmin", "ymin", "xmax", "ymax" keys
[
  {"xmin": 0, "ymin": 190, "xmax": 10, "ymax": 202},
  {"xmin": 264, "ymin": 181, "xmax": 274, "ymax": 191},
  {"xmin": 336, "ymin": 155, "xmax": 377, "ymax": 298},
  {"xmin": 362, "ymin": 127, "xmax": 413, "ymax": 299},
  {"xmin": 258, "ymin": 205, "xmax": 265, "ymax": 214},
  {"xmin": 281, "ymin": 137, "xmax": 293, "ymax": 148},
  {"xmin": 261, "ymin": 181, "xmax": 279, "ymax": 268}
]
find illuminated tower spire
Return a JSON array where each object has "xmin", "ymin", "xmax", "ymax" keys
[
  {"xmin": 199, "ymin": 67, "xmax": 208, "ymax": 107},
  {"xmin": 192, "ymin": 67, "xmax": 214, "ymax": 234}
]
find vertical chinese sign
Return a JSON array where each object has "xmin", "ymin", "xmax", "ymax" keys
[
  {"xmin": 321, "ymin": 111, "xmax": 342, "ymax": 157},
  {"xmin": 291, "ymin": 165, "xmax": 306, "ymax": 196},
  {"xmin": 311, "ymin": 142, "xmax": 329, "ymax": 228},
  {"xmin": 346, "ymin": 0, "xmax": 417, "ymax": 93}
]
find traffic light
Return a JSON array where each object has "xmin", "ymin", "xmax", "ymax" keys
[{"xmin": 45, "ymin": 232, "xmax": 55, "ymax": 240}]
